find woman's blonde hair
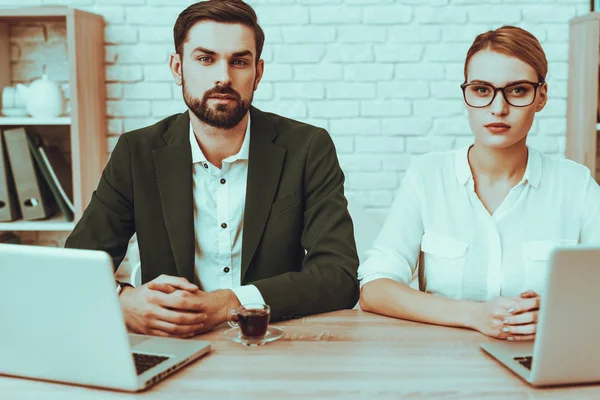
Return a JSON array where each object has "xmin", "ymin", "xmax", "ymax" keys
[{"xmin": 464, "ymin": 25, "xmax": 548, "ymax": 83}]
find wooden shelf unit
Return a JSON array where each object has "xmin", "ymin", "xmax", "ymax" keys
[
  {"xmin": 0, "ymin": 213, "xmax": 75, "ymax": 231},
  {"xmin": 0, "ymin": 117, "xmax": 71, "ymax": 126},
  {"xmin": 566, "ymin": 12, "xmax": 600, "ymax": 180},
  {"xmin": 0, "ymin": 6, "xmax": 106, "ymax": 232}
]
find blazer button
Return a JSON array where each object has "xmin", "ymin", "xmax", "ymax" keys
[
  {"xmin": 221, "ymin": 223, "xmax": 227, "ymax": 229},
  {"xmin": 223, "ymin": 267, "xmax": 230, "ymax": 273},
  {"xmin": 220, "ymin": 178, "xmax": 226, "ymax": 184}
]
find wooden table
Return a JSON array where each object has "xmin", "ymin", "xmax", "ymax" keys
[{"xmin": 1, "ymin": 309, "xmax": 599, "ymax": 399}]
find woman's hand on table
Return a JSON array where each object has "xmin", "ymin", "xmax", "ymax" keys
[
  {"xmin": 471, "ymin": 290, "xmax": 540, "ymax": 341},
  {"xmin": 500, "ymin": 290, "xmax": 540, "ymax": 341}
]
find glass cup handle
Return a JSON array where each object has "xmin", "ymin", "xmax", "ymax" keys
[{"xmin": 227, "ymin": 309, "xmax": 239, "ymax": 328}]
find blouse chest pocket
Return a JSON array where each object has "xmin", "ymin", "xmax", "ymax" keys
[
  {"xmin": 522, "ymin": 239, "xmax": 578, "ymax": 294},
  {"xmin": 420, "ymin": 231, "xmax": 469, "ymax": 299}
]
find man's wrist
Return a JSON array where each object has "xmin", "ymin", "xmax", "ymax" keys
[
  {"xmin": 120, "ymin": 285, "xmax": 134, "ymax": 296},
  {"xmin": 225, "ymin": 289, "xmax": 241, "ymax": 315},
  {"xmin": 218, "ymin": 289, "xmax": 241, "ymax": 324},
  {"xmin": 116, "ymin": 281, "xmax": 133, "ymax": 296}
]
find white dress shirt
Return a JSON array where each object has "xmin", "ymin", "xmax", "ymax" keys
[
  {"xmin": 358, "ymin": 146, "xmax": 600, "ymax": 301},
  {"xmin": 115, "ymin": 117, "xmax": 265, "ymax": 306},
  {"xmin": 189, "ymin": 117, "xmax": 265, "ymax": 306}
]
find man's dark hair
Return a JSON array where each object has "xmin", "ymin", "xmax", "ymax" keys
[{"xmin": 173, "ymin": 0, "xmax": 265, "ymax": 62}]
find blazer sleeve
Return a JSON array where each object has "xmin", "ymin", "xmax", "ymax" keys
[
  {"xmin": 64, "ymin": 134, "xmax": 136, "ymax": 270},
  {"xmin": 252, "ymin": 128, "xmax": 360, "ymax": 320}
]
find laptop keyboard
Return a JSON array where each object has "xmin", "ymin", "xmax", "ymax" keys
[
  {"xmin": 133, "ymin": 353, "xmax": 170, "ymax": 375},
  {"xmin": 514, "ymin": 356, "xmax": 533, "ymax": 370}
]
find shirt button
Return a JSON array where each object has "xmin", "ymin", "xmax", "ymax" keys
[
  {"xmin": 223, "ymin": 267, "xmax": 230, "ymax": 273},
  {"xmin": 220, "ymin": 178, "xmax": 226, "ymax": 184},
  {"xmin": 203, "ymin": 163, "xmax": 208, "ymax": 169},
  {"xmin": 221, "ymin": 223, "xmax": 227, "ymax": 229}
]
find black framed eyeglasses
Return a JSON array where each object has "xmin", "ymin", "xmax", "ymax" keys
[{"xmin": 460, "ymin": 81, "xmax": 545, "ymax": 108}]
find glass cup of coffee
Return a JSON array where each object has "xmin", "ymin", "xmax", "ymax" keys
[{"xmin": 227, "ymin": 303, "xmax": 271, "ymax": 346}]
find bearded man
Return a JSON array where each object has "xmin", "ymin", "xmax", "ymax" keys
[{"xmin": 65, "ymin": 0, "xmax": 359, "ymax": 337}]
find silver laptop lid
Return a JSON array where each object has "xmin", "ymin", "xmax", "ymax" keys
[
  {"xmin": 0, "ymin": 244, "xmax": 138, "ymax": 391},
  {"xmin": 531, "ymin": 245, "xmax": 600, "ymax": 385}
]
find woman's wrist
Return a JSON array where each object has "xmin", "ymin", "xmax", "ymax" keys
[{"xmin": 456, "ymin": 300, "xmax": 481, "ymax": 331}]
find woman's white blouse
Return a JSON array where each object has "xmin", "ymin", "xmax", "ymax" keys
[{"xmin": 357, "ymin": 146, "xmax": 600, "ymax": 301}]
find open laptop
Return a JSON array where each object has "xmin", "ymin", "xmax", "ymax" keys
[
  {"xmin": 0, "ymin": 244, "xmax": 211, "ymax": 392},
  {"xmin": 480, "ymin": 245, "xmax": 600, "ymax": 387}
]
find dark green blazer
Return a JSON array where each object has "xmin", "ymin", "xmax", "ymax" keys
[{"xmin": 65, "ymin": 106, "xmax": 359, "ymax": 321}]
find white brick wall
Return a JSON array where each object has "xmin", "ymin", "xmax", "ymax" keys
[{"xmin": 0, "ymin": 0, "xmax": 589, "ymax": 225}]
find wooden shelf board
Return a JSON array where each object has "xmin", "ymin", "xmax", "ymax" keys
[
  {"xmin": 0, "ymin": 213, "xmax": 75, "ymax": 232},
  {"xmin": 0, "ymin": 117, "xmax": 71, "ymax": 126},
  {"xmin": 571, "ymin": 12, "xmax": 600, "ymax": 25},
  {"xmin": 0, "ymin": 6, "xmax": 71, "ymax": 18}
]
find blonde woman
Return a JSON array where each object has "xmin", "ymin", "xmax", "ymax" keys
[{"xmin": 358, "ymin": 26, "xmax": 600, "ymax": 341}]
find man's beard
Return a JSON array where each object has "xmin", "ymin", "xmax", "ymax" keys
[{"xmin": 182, "ymin": 78, "xmax": 252, "ymax": 130}]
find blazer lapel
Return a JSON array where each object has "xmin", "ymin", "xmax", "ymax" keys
[
  {"xmin": 152, "ymin": 112, "xmax": 195, "ymax": 282},
  {"xmin": 241, "ymin": 107, "xmax": 286, "ymax": 281}
]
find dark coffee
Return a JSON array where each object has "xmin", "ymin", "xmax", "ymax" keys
[{"xmin": 237, "ymin": 309, "xmax": 270, "ymax": 338}]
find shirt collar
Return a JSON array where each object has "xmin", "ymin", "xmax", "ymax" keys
[
  {"xmin": 522, "ymin": 146, "xmax": 542, "ymax": 188},
  {"xmin": 189, "ymin": 114, "xmax": 251, "ymax": 165},
  {"xmin": 454, "ymin": 145, "xmax": 542, "ymax": 188}
]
